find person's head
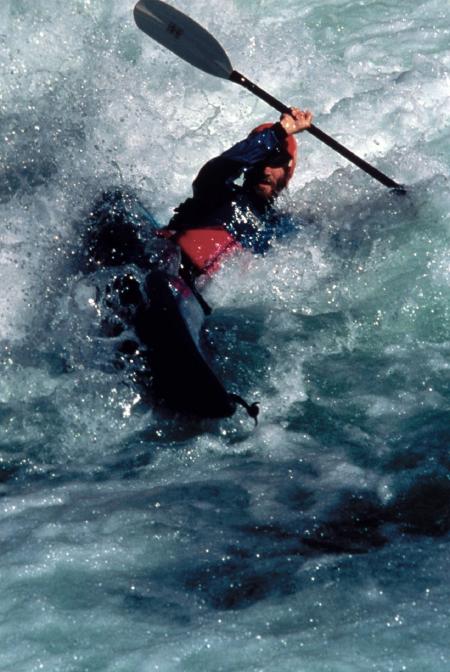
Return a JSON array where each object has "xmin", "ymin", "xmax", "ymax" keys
[{"xmin": 244, "ymin": 123, "xmax": 298, "ymax": 201}]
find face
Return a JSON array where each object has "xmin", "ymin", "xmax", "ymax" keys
[{"xmin": 246, "ymin": 162, "xmax": 290, "ymax": 200}]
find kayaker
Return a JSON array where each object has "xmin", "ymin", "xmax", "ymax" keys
[
  {"xmin": 80, "ymin": 108, "xmax": 312, "ymax": 419},
  {"xmin": 160, "ymin": 107, "xmax": 313, "ymax": 283}
]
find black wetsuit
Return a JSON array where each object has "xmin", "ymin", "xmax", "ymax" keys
[{"xmin": 168, "ymin": 121, "xmax": 293, "ymax": 256}]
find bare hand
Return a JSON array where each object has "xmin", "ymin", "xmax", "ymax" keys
[{"xmin": 280, "ymin": 107, "xmax": 313, "ymax": 135}]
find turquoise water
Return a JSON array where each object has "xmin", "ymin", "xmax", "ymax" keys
[{"xmin": 0, "ymin": 0, "xmax": 449, "ymax": 670}]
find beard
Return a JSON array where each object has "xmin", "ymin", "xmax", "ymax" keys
[{"xmin": 244, "ymin": 166, "xmax": 287, "ymax": 199}]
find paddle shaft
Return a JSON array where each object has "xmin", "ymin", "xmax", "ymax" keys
[
  {"xmin": 230, "ymin": 71, "xmax": 404, "ymax": 191},
  {"xmin": 133, "ymin": 1, "xmax": 404, "ymax": 191}
]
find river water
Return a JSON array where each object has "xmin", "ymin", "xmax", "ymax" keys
[{"xmin": 1, "ymin": 1, "xmax": 449, "ymax": 670}]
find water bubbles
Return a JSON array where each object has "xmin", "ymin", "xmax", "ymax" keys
[{"xmin": 386, "ymin": 613, "xmax": 405, "ymax": 627}]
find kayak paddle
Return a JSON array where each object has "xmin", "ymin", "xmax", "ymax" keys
[{"xmin": 134, "ymin": 0, "xmax": 405, "ymax": 192}]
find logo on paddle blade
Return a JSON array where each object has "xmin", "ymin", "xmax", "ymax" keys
[{"xmin": 167, "ymin": 22, "xmax": 183, "ymax": 39}]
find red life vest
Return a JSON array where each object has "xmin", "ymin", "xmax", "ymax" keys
[{"xmin": 159, "ymin": 226, "xmax": 242, "ymax": 276}]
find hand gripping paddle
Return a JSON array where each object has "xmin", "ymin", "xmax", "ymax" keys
[{"xmin": 134, "ymin": 0, "xmax": 405, "ymax": 192}]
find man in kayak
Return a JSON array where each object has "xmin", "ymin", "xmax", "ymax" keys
[
  {"xmin": 85, "ymin": 106, "xmax": 312, "ymax": 278},
  {"xmin": 81, "ymin": 107, "xmax": 313, "ymax": 418},
  {"xmin": 160, "ymin": 107, "xmax": 313, "ymax": 283}
]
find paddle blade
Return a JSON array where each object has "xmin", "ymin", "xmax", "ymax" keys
[{"xmin": 134, "ymin": 0, "xmax": 233, "ymax": 79}]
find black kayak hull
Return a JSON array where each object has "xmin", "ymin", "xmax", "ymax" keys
[
  {"xmin": 81, "ymin": 188, "xmax": 258, "ymax": 421},
  {"xmin": 136, "ymin": 270, "xmax": 236, "ymax": 418}
]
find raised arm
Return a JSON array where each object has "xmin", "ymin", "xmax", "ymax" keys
[{"xmin": 192, "ymin": 123, "xmax": 292, "ymax": 198}]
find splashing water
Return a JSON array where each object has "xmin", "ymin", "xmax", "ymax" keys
[{"xmin": 1, "ymin": 0, "xmax": 449, "ymax": 670}]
